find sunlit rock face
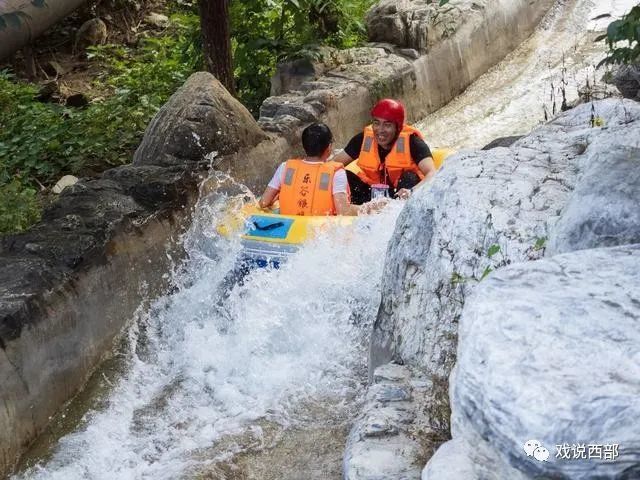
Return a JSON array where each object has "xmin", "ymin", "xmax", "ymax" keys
[
  {"xmin": 441, "ymin": 244, "xmax": 640, "ymax": 480},
  {"xmin": 373, "ymin": 98, "xmax": 640, "ymax": 374},
  {"xmin": 366, "ymin": 98, "xmax": 640, "ymax": 477},
  {"xmin": 421, "ymin": 437, "xmax": 475, "ymax": 480},
  {"xmin": 365, "ymin": 0, "xmax": 554, "ymax": 54}
]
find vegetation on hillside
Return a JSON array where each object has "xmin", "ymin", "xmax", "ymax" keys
[
  {"xmin": 0, "ymin": 0, "xmax": 375, "ymax": 233},
  {"xmin": 1, "ymin": 0, "xmax": 636, "ymax": 234}
]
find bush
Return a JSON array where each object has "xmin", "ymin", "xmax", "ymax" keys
[
  {"xmin": 0, "ymin": 14, "xmax": 200, "ymax": 233},
  {"xmin": 231, "ymin": 0, "xmax": 377, "ymax": 115},
  {"xmin": 597, "ymin": 5, "xmax": 640, "ymax": 66},
  {"xmin": 0, "ymin": 178, "xmax": 41, "ymax": 234}
]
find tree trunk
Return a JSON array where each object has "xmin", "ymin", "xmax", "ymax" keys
[
  {"xmin": 199, "ymin": 0, "xmax": 235, "ymax": 96},
  {"xmin": 0, "ymin": 0, "xmax": 89, "ymax": 61}
]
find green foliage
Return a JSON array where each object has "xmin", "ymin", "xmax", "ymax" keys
[
  {"xmin": 231, "ymin": 0, "xmax": 376, "ymax": 114},
  {"xmin": 533, "ymin": 237, "xmax": 547, "ymax": 251},
  {"xmin": 1, "ymin": 16, "xmax": 197, "ymax": 181},
  {"xmin": 597, "ymin": 5, "xmax": 640, "ymax": 66},
  {"xmin": 487, "ymin": 243, "xmax": 501, "ymax": 258},
  {"xmin": 450, "ymin": 271, "xmax": 467, "ymax": 285},
  {"xmin": 1, "ymin": 1, "xmax": 377, "ymax": 232},
  {"xmin": 0, "ymin": 15, "xmax": 199, "ymax": 233},
  {"xmin": 0, "ymin": 177, "xmax": 41, "ymax": 234}
]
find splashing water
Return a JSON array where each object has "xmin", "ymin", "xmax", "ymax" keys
[{"xmin": 15, "ymin": 174, "xmax": 406, "ymax": 479}]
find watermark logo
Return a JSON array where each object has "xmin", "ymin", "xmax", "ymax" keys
[
  {"xmin": 524, "ymin": 440, "xmax": 620, "ymax": 462},
  {"xmin": 524, "ymin": 439, "xmax": 549, "ymax": 462},
  {"xmin": 555, "ymin": 443, "xmax": 619, "ymax": 461}
]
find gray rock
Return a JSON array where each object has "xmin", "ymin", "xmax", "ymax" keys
[
  {"xmin": 450, "ymin": 244, "xmax": 640, "ymax": 479},
  {"xmin": 368, "ymin": 384, "xmax": 412, "ymax": 403},
  {"xmin": 365, "ymin": 0, "xmax": 478, "ymax": 51},
  {"xmin": 548, "ymin": 145, "xmax": 640, "ymax": 255},
  {"xmin": 481, "ymin": 135, "xmax": 523, "ymax": 150},
  {"xmin": 133, "ymin": 72, "xmax": 267, "ymax": 167},
  {"xmin": 74, "ymin": 18, "xmax": 107, "ymax": 52},
  {"xmin": 343, "ymin": 363, "xmax": 428, "ymax": 480},
  {"xmin": 421, "ymin": 439, "xmax": 476, "ymax": 480},
  {"xmin": 144, "ymin": 12, "xmax": 170, "ymax": 28},
  {"xmin": 270, "ymin": 58, "xmax": 318, "ymax": 97},
  {"xmin": 371, "ymin": 98, "xmax": 640, "ymax": 466},
  {"xmin": 611, "ymin": 64, "xmax": 640, "ymax": 100}
]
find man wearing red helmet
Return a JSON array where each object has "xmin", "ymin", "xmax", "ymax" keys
[{"xmin": 331, "ymin": 98, "xmax": 436, "ymax": 204}]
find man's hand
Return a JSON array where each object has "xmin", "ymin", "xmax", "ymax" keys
[
  {"xmin": 359, "ymin": 197, "xmax": 390, "ymax": 214},
  {"xmin": 396, "ymin": 188, "xmax": 412, "ymax": 200}
]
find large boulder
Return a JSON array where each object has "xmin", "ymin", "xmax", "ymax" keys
[
  {"xmin": 133, "ymin": 72, "xmax": 268, "ymax": 167},
  {"xmin": 368, "ymin": 98, "xmax": 640, "ymax": 467},
  {"xmin": 437, "ymin": 244, "xmax": 640, "ymax": 479}
]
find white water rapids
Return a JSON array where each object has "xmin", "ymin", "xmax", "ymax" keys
[
  {"xmin": 14, "ymin": 0, "xmax": 636, "ymax": 478},
  {"xmin": 16, "ymin": 182, "xmax": 404, "ymax": 479}
]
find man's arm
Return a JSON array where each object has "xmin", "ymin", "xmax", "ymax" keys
[
  {"xmin": 330, "ymin": 149, "xmax": 355, "ymax": 166},
  {"xmin": 416, "ymin": 156, "xmax": 436, "ymax": 183},
  {"xmin": 330, "ymin": 132, "xmax": 364, "ymax": 166},
  {"xmin": 396, "ymin": 157, "xmax": 436, "ymax": 199},
  {"xmin": 259, "ymin": 186, "xmax": 279, "ymax": 209},
  {"xmin": 333, "ymin": 192, "xmax": 360, "ymax": 216}
]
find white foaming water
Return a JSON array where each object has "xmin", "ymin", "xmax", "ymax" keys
[
  {"xmin": 417, "ymin": 0, "xmax": 635, "ymax": 149},
  {"xmin": 16, "ymin": 178, "xmax": 405, "ymax": 479}
]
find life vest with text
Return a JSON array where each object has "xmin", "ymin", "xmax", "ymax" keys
[{"xmin": 278, "ymin": 159, "xmax": 348, "ymax": 216}]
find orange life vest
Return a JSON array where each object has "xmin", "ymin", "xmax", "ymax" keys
[
  {"xmin": 356, "ymin": 124, "xmax": 425, "ymax": 188},
  {"xmin": 278, "ymin": 159, "xmax": 348, "ymax": 216}
]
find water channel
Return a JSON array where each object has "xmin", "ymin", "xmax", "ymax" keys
[{"xmin": 14, "ymin": 1, "xmax": 635, "ymax": 478}]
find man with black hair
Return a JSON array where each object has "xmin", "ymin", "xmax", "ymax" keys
[
  {"xmin": 259, "ymin": 122, "xmax": 362, "ymax": 216},
  {"xmin": 331, "ymin": 98, "xmax": 436, "ymax": 204}
]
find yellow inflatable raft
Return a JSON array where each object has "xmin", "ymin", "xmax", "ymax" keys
[{"xmin": 221, "ymin": 148, "xmax": 454, "ymax": 267}]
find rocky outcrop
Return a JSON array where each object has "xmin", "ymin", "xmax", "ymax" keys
[
  {"xmin": 366, "ymin": 0, "xmax": 468, "ymax": 52},
  {"xmin": 346, "ymin": 98, "xmax": 640, "ymax": 478},
  {"xmin": 344, "ymin": 364, "xmax": 438, "ymax": 480},
  {"xmin": 0, "ymin": 164, "xmax": 199, "ymax": 476},
  {"xmin": 421, "ymin": 100, "xmax": 639, "ymax": 480},
  {"xmin": 260, "ymin": 0, "xmax": 554, "ymax": 148},
  {"xmin": 436, "ymin": 244, "xmax": 640, "ymax": 480}
]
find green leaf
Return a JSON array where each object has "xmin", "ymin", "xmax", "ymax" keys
[
  {"xmin": 479, "ymin": 266, "xmax": 493, "ymax": 281},
  {"xmin": 534, "ymin": 237, "xmax": 547, "ymax": 250},
  {"xmin": 487, "ymin": 244, "xmax": 501, "ymax": 258},
  {"xmin": 451, "ymin": 272, "xmax": 467, "ymax": 285}
]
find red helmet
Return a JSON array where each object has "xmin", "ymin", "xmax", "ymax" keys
[{"xmin": 371, "ymin": 98, "xmax": 405, "ymax": 130}]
